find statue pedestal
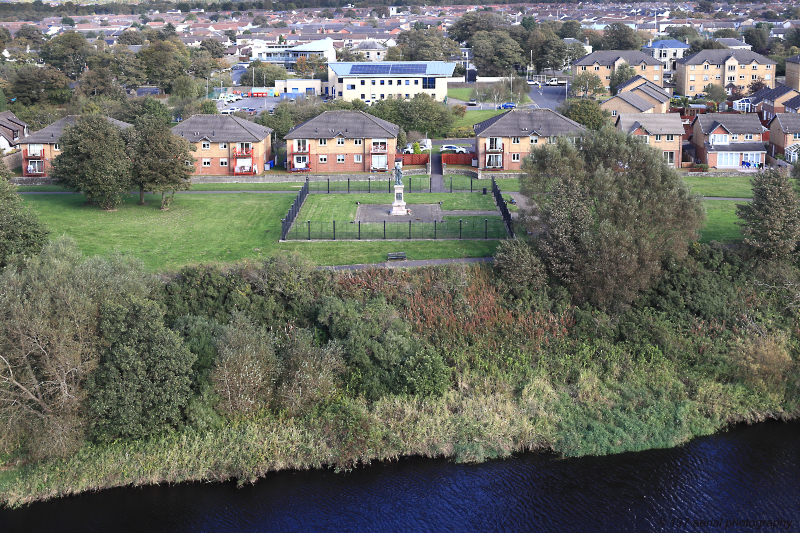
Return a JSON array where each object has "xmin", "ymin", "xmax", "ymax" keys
[{"xmin": 390, "ymin": 184, "xmax": 407, "ymax": 215}]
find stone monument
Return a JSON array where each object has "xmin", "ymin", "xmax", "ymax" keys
[{"xmin": 390, "ymin": 162, "xmax": 407, "ymax": 216}]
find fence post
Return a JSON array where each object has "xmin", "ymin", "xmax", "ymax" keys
[
  {"xmin": 450, "ymin": 177, "xmax": 452, "ymax": 193},
  {"xmin": 409, "ymin": 220, "xmax": 411, "ymax": 239},
  {"xmin": 333, "ymin": 220, "xmax": 336, "ymax": 241},
  {"xmin": 348, "ymin": 177, "xmax": 350, "ymax": 194},
  {"xmin": 434, "ymin": 220, "xmax": 437, "ymax": 239},
  {"xmin": 327, "ymin": 178, "xmax": 330, "ymax": 194},
  {"xmin": 471, "ymin": 179, "xmax": 473, "ymax": 193},
  {"xmin": 459, "ymin": 219, "xmax": 462, "ymax": 239},
  {"xmin": 485, "ymin": 219, "xmax": 488, "ymax": 239},
  {"xmin": 368, "ymin": 177, "xmax": 371, "ymax": 193},
  {"xmin": 307, "ymin": 220, "xmax": 311, "ymax": 240},
  {"xmin": 358, "ymin": 221, "xmax": 361, "ymax": 240},
  {"xmin": 383, "ymin": 220, "xmax": 386, "ymax": 239}
]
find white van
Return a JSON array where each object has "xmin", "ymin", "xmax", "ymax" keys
[{"xmin": 220, "ymin": 109, "xmax": 234, "ymax": 115}]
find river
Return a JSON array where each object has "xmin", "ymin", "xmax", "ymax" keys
[{"xmin": 2, "ymin": 420, "xmax": 798, "ymax": 532}]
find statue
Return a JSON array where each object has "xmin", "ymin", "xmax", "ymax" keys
[{"xmin": 394, "ymin": 162, "xmax": 403, "ymax": 186}]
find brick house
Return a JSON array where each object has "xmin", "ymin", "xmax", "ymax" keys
[
  {"xmin": 0, "ymin": 111, "xmax": 30, "ymax": 152},
  {"xmin": 601, "ymin": 91, "xmax": 657, "ymax": 118},
  {"xmin": 767, "ymin": 113, "xmax": 800, "ymax": 161},
  {"xmin": 691, "ymin": 113, "xmax": 766, "ymax": 168},
  {"xmin": 572, "ymin": 51, "xmax": 665, "ymax": 90},
  {"xmin": 746, "ymin": 84, "xmax": 799, "ymax": 120},
  {"xmin": 616, "ymin": 76, "xmax": 671, "ymax": 111},
  {"xmin": 283, "ymin": 111, "xmax": 400, "ymax": 172},
  {"xmin": 675, "ymin": 49, "xmax": 776, "ymax": 97},
  {"xmin": 472, "ymin": 109, "xmax": 584, "ymax": 171},
  {"xmin": 615, "ymin": 113, "xmax": 685, "ymax": 167},
  {"xmin": 172, "ymin": 115, "xmax": 273, "ymax": 175},
  {"xmin": 22, "ymin": 115, "xmax": 132, "ymax": 177}
]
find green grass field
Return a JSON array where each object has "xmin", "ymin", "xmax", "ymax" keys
[
  {"xmin": 452, "ymin": 110, "xmax": 505, "ymax": 130},
  {"xmin": 683, "ymin": 175, "xmax": 754, "ymax": 198},
  {"xmin": 22, "ymin": 193, "xmax": 501, "ymax": 270},
  {"xmin": 699, "ymin": 200, "xmax": 744, "ymax": 243},
  {"xmin": 447, "ymin": 88, "xmax": 474, "ymax": 101},
  {"xmin": 298, "ymin": 193, "xmax": 497, "ymax": 222}
]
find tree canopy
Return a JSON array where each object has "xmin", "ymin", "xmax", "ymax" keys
[
  {"xmin": 556, "ymin": 99, "xmax": 610, "ymax": 130},
  {"xmin": 0, "ymin": 171, "xmax": 48, "ymax": 268},
  {"xmin": 738, "ymin": 169, "xmax": 800, "ymax": 260}
]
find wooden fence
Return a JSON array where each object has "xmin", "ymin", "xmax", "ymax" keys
[
  {"xmin": 442, "ymin": 153, "xmax": 474, "ymax": 166},
  {"xmin": 400, "ymin": 154, "xmax": 429, "ymax": 165}
]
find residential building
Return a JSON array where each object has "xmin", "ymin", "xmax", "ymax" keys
[
  {"xmin": 783, "ymin": 93, "xmax": 800, "ymax": 113},
  {"xmin": 615, "ymin": 113, "xmax": 684, "ymax": 167},
  {"xmin": 691, "ymin": 113, "xmax": 766, "ymax": 168},
  {"xmin": 22, "ymin": 115, "xmax": 132, "ymax": 177},
  {"xmin": 641, "ymin": 39, "xmax": 690, "ymax": 79},
  {"xmin": 785, "ymin": 54, "xmax": 800, "ymax": 91},
  {"xmin": 601, "ymin": 91, "xmax": 656, "ymax": 117},
  {"xmin": 283, "ymin": 110, "xmax": 400, "ymax": 172},
  {"xmin": 712, "ymin": 38, "xmax": 751, "ymax": 50},
  {"xmin": 601, "ymin": 76, "xmax": 672, "ymax": 117},
  {"xmin": 472, "ymin": 109, "xmax": 584, "ymax": 171},
  {"xmin": 0, "ymin": 111, "xmax": 29, "ymax": 152},
  {"xmin": 572, "ymin": 51, "xmax": 665, "ymax": 90},
  {"xmin": 326, "ymin": 61, "xmax": 456, "ymax": 103},
  {"xmin": 747, "ymin": 84, "xmax": 800, "ymax": 120},
  {"xmin": 172, "ymin": 115, "xmax": 273, "ymax": 176},
  {"xmin": 674, "ymin": 49, "xmax": 776, "ymax": 97},
  {"xmin": 248, "ymin": 37, "xmax": 336, "ymax": 72},
  {"xmin": 351, "ymin": 40, "xmax": 387, "ymax": 61},
  {"xmin": 767, "ymin": 113, "xmax": 800, "ymax": 161}
]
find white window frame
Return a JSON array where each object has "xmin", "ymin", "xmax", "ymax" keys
[
  {"xmin": 219, "ymin": 142, "xmax": 227, "ymax": 149},
  {"xmin": 318, "ymin": 138, "xmax": 327, "ymax": 146},
  {"xmin": 202, "ymin": 158, "xmax": 211, "ymax": 167},
  {"xmin": 201, "ymin": 141, "xmax": 210, "ymax": 150},
  {"xmin": 319, "ymin": 155, "xmax": 328, "ymax": 163},
  {"xmin": 220, "ymin": 158, "xmax": 228, "ymax": 167},
  {"xmin": 354, "ymin": 138, "xmax": 362, "ymax": 145},
  {"xmin": 354, "ymin": 154, "xmax": 362, "ymax": 163},
  {"xmin": 337, "ymin": 154, "xmax": 345, "ymax": 163},
  {"xmin": 337, "ymin": 137, "xmax": 345, "ymax": 146},
  {"xmin": 512, "ymin": 153, "xmax": 521, "ymax": 162},
  {"xmin": 512, "ymin": 137, "xmax": 520, "ymax": 144}
]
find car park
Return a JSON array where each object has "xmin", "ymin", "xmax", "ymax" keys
[{"xmin": 440, "ymin": 145, "xmax": 468, "ymax": 153}]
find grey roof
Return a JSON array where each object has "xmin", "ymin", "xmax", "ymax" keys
[
  {"xmin": 704, "ymin": 141, "xmax": 766, "ymax": 153},
  {"xmin": 769, "ymin": 113, "xmax": 800, "ymax": 133},
  {"xmin": 634, "ymin": 83, "xmax": 671, "ymax": 104},
  {"xmin": 0, "ymin": 111, "xmax": 28, "ymax": 146},
  {"xmin": 283, "ymin": 111, "xmax": 400, "ymax": 140},
  {"xmin": 473, "ymin": 109, "xmax": 585, "ymax": 138},
  {"xmin": 694, "ymin": 113, "xmax": 764, "ymax": 135},
  {"xmin": 354, "ymin": 40, "xmax": 386, "ymax": 50},
  {"xmin": 748, "ymin": 83, "xmax": 798, "ymax": 105},
  {"xmin": 616, "ymin": 113, "xmax": 684, "ymax": 135},
  {"xmin": 713, "ymin": 38, "xmax": 750, "ymax": 48},
  {"xmin": 677, "ymin": 49, "xmax": 775, "ymax": 66},
  {"xmin": 786, "ymin": 54, "xmax": 800, "ymax": 65},
  {"xmin": 615, "ymin": 74, "xmax": 648, "ymax": 93},
  {"xmin": 603, "ymin": 91, "xmax": 655, "ymax": 112},
  {"xmin": 572, "ymin": 50, "xmax": 662, "ymax": 67},
  {"xmin": 172, "ymin": 115, "xmax": 273, "ymax": 143},
  {"xmin": 783, "ymin": 94, "xmax": 800, "ymax": 110},
  {"xmin": 25, "ymin": 115, "xmax": 132, "ymax": 144}
]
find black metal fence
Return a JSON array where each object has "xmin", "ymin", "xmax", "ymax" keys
[
  {"xmin": 492, "ymin": 178, "xmax": 515, "ymax": 238},
  {"xmin": 283, "ymin": 218, "xmax": 508, "ymax": 241},
  {"xmin": 280, "ymin": 179, "xmax": 309, "ymax": 240},
  {"xmin": 308, "ymin": 176, "xmax": 431, "ymax": 194}
]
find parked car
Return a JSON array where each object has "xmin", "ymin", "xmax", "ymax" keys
[
  {"xmin": 467, "ymin": 99, "xmax": 478, "ymax": 106},
  {"xmin": 440, "ymin": 145, "xmax": 468, "ymax": 154},
  {"xmin": 497, "ymin": 102, "xmax": 516, "ymax": 109},
  {"xmin": 546, "ymin": 77, "xmax": 567, "ymax": 86}
]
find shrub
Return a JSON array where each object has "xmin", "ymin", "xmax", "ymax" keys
[
  {"xmin": 396, "ymin": 345, "xmax": 450, "ymax": 397},
  {"xmin": 277, "ymin": 330, "xmax": 345, "ymax": 416},
  {"xmin": 493, "ymin": 239, "xmax": 547, "ymax": 290},
  {"xmin": 732, "ymin": 333, "xmax": 794, "ymax": 390},
  {"xmin": 446, "ymin": 126, "xmax": 476, "ymax": 138}
]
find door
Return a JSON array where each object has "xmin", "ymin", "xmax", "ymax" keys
[{"xmin": 372, "ymin": 155, "xmax": 388, "ymax": 169}]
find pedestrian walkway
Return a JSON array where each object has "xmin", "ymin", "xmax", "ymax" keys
[
  {"xmin": 322, "ymin": 257, "xmax": 494, "ymax": 271},
  {"xmin": 430, "ymin": 153, "xmax": 445, "ymax": 192}
]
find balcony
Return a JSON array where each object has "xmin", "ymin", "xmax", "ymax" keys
[
  {"xmin": 293, "ymin": 145, "xmax": 309, "ymax": 154},
  {"xmin": 233, "ymin": 165, "xmax": 257, "ymax": 176},
  {"xmin": 233, "ymin": 147, "xmax": 253, "ymax": 157},
  {"xmin": 370, "ymin": 144, "xmax": 388, "ymax": 153},
  {"xmin": 485, "ymin": 142, "xmax": 504, "ymax": 152}
]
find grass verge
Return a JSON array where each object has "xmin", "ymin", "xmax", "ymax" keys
[
  {"xmin": 453, "ymin": 110, "xmax": 506, "ymax": 130},
  {"xmin": 699, "ymin": 200, "xmax": 744, "ymax": 243},
  {"xmin": 683, "ymin": 175, "xmax": 753, "ymax": 198}
]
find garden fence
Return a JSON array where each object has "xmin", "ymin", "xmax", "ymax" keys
[
  {"xmin": 283, "ymin": 218, "xmax": 508, "ymax": 241},
  {"xmin": 492, "ymin": 178, "xmax": 515, "ymax": 238},
  {"xmin": 308, "ymin": 176, "xmax": 431, "ymax": 194},
  {"xmin": 441, "ymin": 153, "xmax": 474, "ymax": 166},
  {"xmin": 400, "ymin": 154, "xmax": 429, "ymax": 165},
  {"xmin": 280, "ymin": 179, "xmax": 309, "ymax": 240}
]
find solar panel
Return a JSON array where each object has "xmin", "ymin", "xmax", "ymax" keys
[
  {"xmin": 350, "ymin": 64, "xmax": 392, "ymax": 75},
  {"xmin": 390, "ymin": 64, "xmax": 427, "ymax": 74}
]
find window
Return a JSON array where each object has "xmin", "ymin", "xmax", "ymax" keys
[
  {"xmin": 486, "ymin": 154, "xmax": 502, "ymax": 168},
  {"xmin": 53, "ymin": 143, "xmax": 60, "ymax": 151},
  {"xmin": 728, "ymin": 76, "xmax": 735, "ymax": 82},
  {"xmin": 666, "ymin": 134, "xmax": 674, "ymax": 141},
  {"xmin": 731, "ymin": 134, "xmax": 739, "ymax": 140},
  {"xmin": 655, "ymin": 134, "xmax": 662, "ymax": 142},
  {"xmin": 337, "ymin": 137, "xmax": 345, "ymax": 146},
  {"xmin": 640, "ymin": 64, "xmax": 646, "ymax": 71},
  {"xmin": 512, "ymin": 153, "xmax": 521, "ymax": 162},
  {"xmin": 371, "ymin": 80, "xmax": 376, "ymax": 85},
  {"xmin": 354, "ymin": 154, "xmax": 362, "ymax": 163},
  {"xmin": 654, "ymin": 75, "xmax": 659, "ymax": 81},
  {"xmin": 605, "ymin": 76, "xmax": 611, "ymax": 80},
  {"xmin": 594, "ymin": 65, "xmax": 600, "ymax": 71},
  {"xmin": 405, "ymin": 80, "xmax": 410, "ymax": 85},
  {"xmin": 752, "ymin": 64, "xmax": 758, "ymax": 70},
  {"xmin": 220, "ymin": 158, "xmax": 228, "ymax": 167},
  {"xmin": 611, "ymin": 110, "xmax": 617, "ymax": 116},
  {"xmin": 531, "ymin": 136, "xmax": 538, "ymax": 144},
  {"xmin": 414, "ymin": 79, "xmax": 419, "ymax": 85},
  {"xmin": 405, "ymin": 94, "xmax": 410, "ymax": 98},
  {"xmin": 654, "ymin": 65, "xmax": 659, "ymax": 71},
  {"xmin": 512, "ymin": 137, "xmax": 520, "ymax": 144},
  {"xmin": 743, "ymin": 152, "xmax": 760, "ymax": 163},
  {"xmin": 219, "ymin": 142, "xmax": 227, "ymax": 149},
  {"xmin": 766, "ymin": 74, "xmax": 772, "ymax": 80},
  {"xmin": 318, "ymin": 138, "xmax": 327, "ymax": 146},
  {"xmin": 703, "ymin": 75, "xmax": 709, "ymax": 81},
  {"xmin": 388, "ymin": 80, "xmax": 392, "ymax": 85},
  {"xmin": 752, "ymin": 75, "xmax": 758, "ymax": 80},
  {"xmin": 717, "ymin": 152, "xmax": 738, "ymax": 167},
  {"xmin": 361, "ymin": 80, "xmax": 365, "ymax": 85},
  {"xmin": 347, "ymin": 84, "xmax": 355, "ymax": 90},
  {"xmin": 690, "ymin": 75, "xmax": 696, "ymax": 81},
  {"xmin": 643, "ymin": 136, "xmax": 649, "ymax": 144},
  {"xmin": 202, "ymin": 141, "xmax": 210, "ymax": 150},
  {"xmin": 711, "ymin": 134, "xmax": 729, "ymax": 144},
  {"xmin": 335, "ymin": 155, "xmax": 344, "ymax": 163},
  {"xmin": 740, "ymin": 75, "xmax": 745, "ymax": 80},
  {"xmin": 202, "ymin": 159, "xmax": 211, "ymax": 167},
  {"xmin": 766, "ymin": 65, "xmax": 772, "ymax": 69},
  {"xmin": 380, "ymin": 94, "xmax": 384, "ymax": 99},
  {"xmin": 704, "ymin": 64, "xmax": 709, "ymax": 70},
  {"xmin": 690, "ymin": 65, "xmax": 696, "ymax": 70},
  {"xmin": 745, "ymin": 134, "xmax": 753, "ymax": 140},
  {"xmin": 728, "ymin": 65, "xmax": 736, "ymax": 71},
  {"xmin": 664, "ymin": 151, "xmax": 675, "ymax": 165},
  {"xmin": 690, "ymin": 85, "xmax": 695, "ymax": 92},
  {"xmin": 361, "ymin": 94, "xmax": 365, "ymax": 99},
  {"xmin": 581, "ymin": 66, "xmax": 587, "ymax": 71},
  {"xmin": 380, "ymin": 80, "xmax": 384, "ymax": 85},
  {"xmin": 354, "ymin": 138, "xmax": 362, "ymax": 145},
  {"xmin": 794, "ymin": 133, "xmax": 800, "ymax": 140},
  {"xmin": 319, "ymin": 155, "xmax": 327, "ymax": 163},
  {"xmin": 422, "ymin": 77, "xmax": 435, "ymax": 89}
]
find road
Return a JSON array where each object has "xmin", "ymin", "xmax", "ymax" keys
[{"xmin": 527, "ymin": 83, "xmax": 569, "ymax": 110}]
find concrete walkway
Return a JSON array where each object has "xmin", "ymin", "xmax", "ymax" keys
[{"xmin": 322, "ymin": 256, "xmax": 494, "ymax": 271}]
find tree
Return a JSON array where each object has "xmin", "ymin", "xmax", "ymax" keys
[
  {"xmin": 609, "ymin": 63, "xmax": 636, "ymax": 94},
  {"xmin": 395, "ymin": 29, "xmax": 461, "ymax": 61},
  {"xmin": 87, "ymin": 297, "xmax": 195, "ymax": 442},
  {"xmin": 556, "ymin": 99, "xmax": 610, "ymax": 130},
  {"xmin": 127, "ymin": 115, "xmax": 195, "ymax": 208},
  {"xmin": 602, "ymin": 22, "xmax": 641, "ymax": 50},
  {"xmin": 40, "ymin": 31, "xmax": 96, "ymax": 80},
  {"xmin": 687, "ymin": 38, "xmax": 729, "ymax": 55},
  {"xmin": 667, "ymin": 26, "xmax": 701, "ymax": 42},
  {"xmin": 0, "ymin": 239, "xmax": 152, "ymax": 459},
  {"xmin": 137, "ymin": 39, "xmax": 191, "ymax": 92},
  {"xmin": 0, "ymin": 171, "xmax": 49, "ymax": 268},
  {"xmin": 521, "ymin": 126, "xmax": 704, "ymax": 309},
  {"xmin": 116, "ymin": 96, "xmax": 171, "ymax": 125},
  {"xmin": 448, "ymin": 11, "xmax": 504, "ymax": 44},
  {"xmin": 244, "ymin": 60, "xmax": 288, "ymax": 87},
  {"xmin": 743, "ymin": 26, "xmax": 769, "ymax": 51},
  {"xmin": 117, "ymin": 31, "xmax": 144, "ymax": 45},
  {"xmin": 713, "ymin": 28, "xmax": 740, "ymax": 39},
  {"xmin": 200, "ymin": 38, "xmax": 225, "ymax": 59},
  {"xmin": 706, "ymin": 82, "xmax": 728, "ymax": 104},
  {"xmin": 737, "ymin": 169, "xmax": 800, "ymax": 260},
  {"xmin": 78, "ymin": 68, "xmax": 124, "ymax": 99},
  {"xmin": 336, "ymin": 48, "xmax": 368, "ymax": 62},
  {"xmin": 559, "ymin": 20, "xmax": 582, "ymax": 40},
  {"xmin": 571, "ymin": 71, "xmax": 605, "ymax": 98},
  {"xmin": 13, "ymin": 24, "xmax": 44, "ymax": 46},
  {"xmin": 469, "ymin": 31, "xmax": 523, "ymax": 76},
  {"xmin": 696, "ymin": 0, "xmax": 715, "ymax": 13},
  {"xmin": 61, "ymin": 16, "xmax": 75, "ymax": 26},
  {"xmin": 49, "ymin": 115, "xmax": 133, "ymax": 210},
  {"xmin": 749, "ymin": 78, "xmax": 768, "ymax": 94}
]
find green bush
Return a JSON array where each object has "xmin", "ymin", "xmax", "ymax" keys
[
  {"xmin": 396, "ymin": 345, "xmax": 450, "ymax": 397},
  {"xmin": 446, "ymin": 126, "xmax": 476, "ymax": 138}
]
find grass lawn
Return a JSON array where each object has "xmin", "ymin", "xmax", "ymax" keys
[
  {"xmin": 16, "ymin": 185, "xmax": 71, "ymax": 192},
  {"xmin": 683, "ymin": 175, "xmax": 753, "ymax": 198},
  {"xmin": 24, "ymin": 193, "xmax": 501, "ymax": 270},
  {"xmin": 700, "ymin": 200, "xmax": 744, "ymax": 243},
  {"xmin": 190, "ymin": 182, "xmax": 306, "ymax": 191},
  {"xmin": 447, "ymin": 88, "xmax": 474, "ymax": 101},
  {"xmin": 452, "ymin": 110, "xmax": 505, "ymax": 130},
  {"xmin": 298, "ymin": 193, "xmax": 497, "ymax": 221},
  {"xmin": 493, "ymin": 178, "xmax": 521, "ymax": 192}
]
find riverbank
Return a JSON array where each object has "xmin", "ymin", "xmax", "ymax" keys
[{"xmin": 1, "ymin": 244, "xmax": 798, "ymax": 508}]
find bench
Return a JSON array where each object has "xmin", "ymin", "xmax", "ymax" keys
[{"xmin": 387, "ymin": 252, "xmax": 407, "ymax": 261}]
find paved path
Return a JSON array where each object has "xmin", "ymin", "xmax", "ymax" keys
[
  {"xmin": 322, "ymin": 257, "xmax": 494, "ymax": 271},
  {"xmin": 441, "ymin": 210, "xmax": 499, "ymax": 217}
]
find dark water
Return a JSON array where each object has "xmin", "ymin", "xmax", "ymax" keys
[{"xmin": 2, "ymin": 420, "xmax": 799, "ymax": 533}]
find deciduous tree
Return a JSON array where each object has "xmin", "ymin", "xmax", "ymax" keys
[
  {"xmin": 602, "ymin": 22, "xmax": 641, "ymax": 50},
  {"xmin": 0, "ymin": 170, "xmax": 48, "ymax": 268},
  {"xmin": 556, "ymin": 98, "xmax": 610, "ymax": 130},
  {"xmin": 40, "ymin": 30, "xmax": 95, "ymax": 80},
  {"xmin": 609, "ymin": 63, "xmax": 636, "ymax": 94},
  {"xmin": 738, "ymin": 168, "xmax": 800, "ymax": 260},
  {"xmin": 469, "ymin": 30, "xmax": 523, "ymax": 76}
]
